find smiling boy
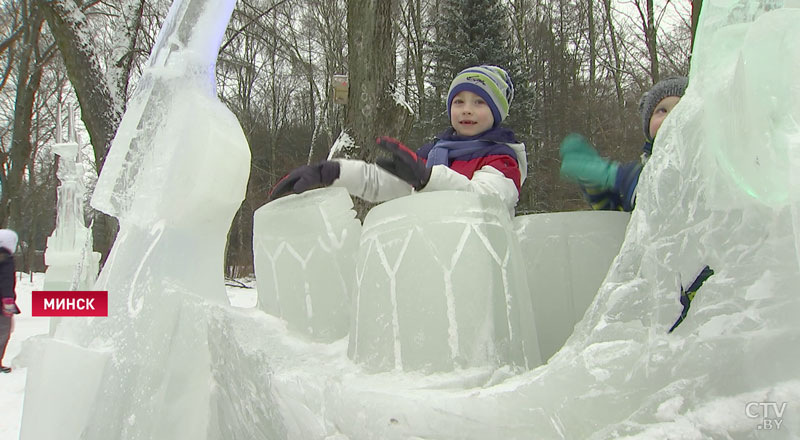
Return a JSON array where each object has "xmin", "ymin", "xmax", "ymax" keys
[{"xmin": 270, "ymin": 65, "xmax": 527, "ymax": 214}]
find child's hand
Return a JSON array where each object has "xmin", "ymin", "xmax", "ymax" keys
[
  {"xmin": 559, "ymin": 133, "xmax": 619, "ymax": 189},
  {"xmin": 375, "ymin": 137, "xmax": 431, "ymax": 191},
  {"xmin": 268, "ymin": 160, "xmax": 341, "ymax": 201}
]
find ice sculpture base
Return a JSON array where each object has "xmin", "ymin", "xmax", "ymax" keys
[
  {"xmin": 19, "ymin": 339, "xmax": 110, "ymax": 440},
  {"xmin": 349, "ymin": 191, "xmax": 541, "ymax": 373},
  {"xmin": 253, "ymin": 187, "xmax": 360, "ymax": 342},
  {"xmin": 515, "ymin": 210, "xmax": 630, "ymax": 361}
]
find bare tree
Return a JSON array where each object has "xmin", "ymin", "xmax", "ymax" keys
[
  {"xmin": 601, "ymin": 0, "xmax": 626, "ymax": 126},
  {"xmin": 691, "ymin": 0, "xmax": 702, "ymax": 51},
  {"xmin": 36, "ymin": 0, "xmax": 150, "ymax": 261},
  {"xmin": 37, "ymin": 0, "xmax": 126, "ymax": 168},
  {"xmin": 635, "ymin": 0, "xmax": 660, "ymax": 82},
  {"xmin": 3, "ymin": 0, "xmax": 50, "ymax": 230},
  {"xmin": 397, "ymin": 0, "xmax": 431, "ymax": 119}
]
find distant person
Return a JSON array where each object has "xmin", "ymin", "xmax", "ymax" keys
[
  {"xmin": 269, "ymin": 65, "xmax": 527, "ymax": 214},
  {"xmin": 559, "ymin": 76, "xmax": 689, "ymax": 211},
  {"xmin": 0, "ymin": 229, "xmax": 20, "ymax": 374}
]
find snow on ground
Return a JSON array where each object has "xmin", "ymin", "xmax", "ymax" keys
[{"xmin": 0, "ymin": 273, "xmax": 257, "ymax": 440}]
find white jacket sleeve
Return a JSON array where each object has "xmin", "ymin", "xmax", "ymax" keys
[
  {"xmin": 420, "ymin": 164, "xmax": 519, "ymax": 214},
  {"xmin": 331, "ymin": 159, "xmax": 413, "ymax": 203}
]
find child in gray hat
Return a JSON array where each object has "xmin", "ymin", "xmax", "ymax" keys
[{"xmin": 559, "ymin": 76, "xmax": 688, "ymax": 211}]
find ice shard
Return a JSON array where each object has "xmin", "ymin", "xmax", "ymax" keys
[{"xmin": 91, "ymin": 0, "xmax": 242, "ymax": 228}]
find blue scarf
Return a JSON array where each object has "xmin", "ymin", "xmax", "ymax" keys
[{"xmin": 420, "ymin": 127, "xmax": 519, "ymax": 168}]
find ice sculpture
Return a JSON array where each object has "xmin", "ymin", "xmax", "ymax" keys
[
  {"xmin": 19, "ymin": 0, "xmax": 800, "ymax": 439},
  {"xmin": 19, "ymin": 0, "xmax": 265, "ymax": 439},
  {"xmin": 91, "ymin": 0, "xmax": 238, "ymax": 229},
  {"xmin": 253, "ymin": 187, "xmax": 360, "ymax": 341},
  {"xmin": 515, "ymin": 211, "xmax": 629, "ymax": 361},
  {"xmin": 43, "ymin": 104, "xmax": 100, "ymax": 293},
  {"xmin": 349, "ymin": 191, "xmax": 541, "ymax": 373}
]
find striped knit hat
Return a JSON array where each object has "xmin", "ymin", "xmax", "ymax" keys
[{"xmin": 447, "ymin": 65, "xmax": 514, "ymax": 128}]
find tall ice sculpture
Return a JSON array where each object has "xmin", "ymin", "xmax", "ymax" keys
[
  {"xmin": 18, "ymin": 1, "xmax": 285, "ymax": 439},
  {"xmin": 43, "ymin": 104, "xmax": 101, "ymax": 296}
]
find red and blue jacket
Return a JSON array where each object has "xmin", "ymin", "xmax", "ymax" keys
[{"xmin": 333, "ymin": 127, "xmax": 527, "ymax": 214}]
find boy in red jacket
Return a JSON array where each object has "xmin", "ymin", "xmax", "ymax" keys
[{"xmin": 270, "ymin": 65, "xmax": 527, "ymax": 215}]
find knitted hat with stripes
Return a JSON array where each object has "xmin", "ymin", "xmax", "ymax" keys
[{"xmin": 447, "ymin": 65, "xmax": 514, "ymax": 128}]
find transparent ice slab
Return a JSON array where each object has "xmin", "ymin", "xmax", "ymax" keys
[
  {"xmin": 348, "ymin": 191, "xmax": 541, "ymax": 373},
  {"xmin": 253, "ymin": 187, "xmax": 360, "ymax": 342},
  {"xmin": 515, "ymin": 210, "xmax": 630, "ymax": 362}
]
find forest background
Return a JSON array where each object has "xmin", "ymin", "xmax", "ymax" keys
[{"xmin": 0, "ymin": 0, "xmax": 699, "ymax": 276}]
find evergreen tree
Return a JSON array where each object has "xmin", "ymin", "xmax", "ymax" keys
[
  {"xmin": 417, "ymin": 0, "xmax": 535, "ymax": 148},
  {"xmin": 431, "ymin": 0, "xmax": 513, "ymax": 93}
]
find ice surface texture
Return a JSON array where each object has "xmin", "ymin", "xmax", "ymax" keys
[
  {"xmin": 515, "ymin": 211, "xmax": 629, "ymax": 362},
  {"xmin": 253, "ymin": 187, "xmax": 360, "ymax": 342},
  {"xmin": 349, "ymin": 191, "xmax": 541, "ymax": 373},
  {"xmin": 91, "ymin": 0, "xmax": 238, "ymax": 224}
]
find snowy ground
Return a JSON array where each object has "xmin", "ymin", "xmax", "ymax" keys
[{"xmin": 0, "ymin": 273, "xmax": 258, "ymax": 440}]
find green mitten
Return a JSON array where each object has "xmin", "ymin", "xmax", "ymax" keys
[{"xmin": 559, "ymin": 133, "xmax": 619, "ymax": 189}]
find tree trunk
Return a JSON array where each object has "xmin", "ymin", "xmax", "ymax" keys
[
  {"xmin": 645, "ymin": 0, "xmax": 659, "ymax": 82},
  {"xmin": 108, "ymin": 0, "xmax": 146, "ymax": 103},
  {"xmin": 408, "ymin": 0, "xmax": 426, "ymax": 119},
  {"xmin": 691, "ymin": 0, "xmax": 703, "ymax": 53},
  {"xmin": 602, "ymin": 0, "xmax": 625, "ymax": 129},
  {"xmin": 4, "ymin": 1, "xmax": 44, "ymax": 231},
  {"xmin": 38, "ymin": 0, "xmax": 123, "ymax": 169},
  {"xmin": 345, "ymin": 0, "xmax": 413, "ymax": 161}
]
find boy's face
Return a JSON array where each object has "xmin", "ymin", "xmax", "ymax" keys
[
  {"xmin": 649, "ymin": 96, "xmax": 681, "ymax": 140},
  {"xmin": 450, "ymin": 91, "xmax": 494, "ymax": 136}
]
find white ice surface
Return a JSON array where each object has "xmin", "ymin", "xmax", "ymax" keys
[
  {"xmin": 349, "ymin": 190, "xmax": 541, "ymax": 373},
  {"xmin": 0, "ymin": 274, "xmax": 258, "ymax": 439},
  {"xmin": 515, "ymin": 210, "xmax": 630, "ymax": 362},
  {"xmin": 253, "ymin": 187, "xmax": 360, "ymax": 342}
]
